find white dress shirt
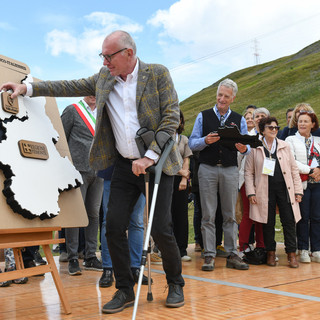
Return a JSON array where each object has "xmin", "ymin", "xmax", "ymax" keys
[{"xmin": 106, "ymin": 59, "xmax": 158, "ymax": 161}]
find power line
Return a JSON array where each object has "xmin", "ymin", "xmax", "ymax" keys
[{"xmin": 169, "ymin": 12, "xmax": 320, "ymax": 72}]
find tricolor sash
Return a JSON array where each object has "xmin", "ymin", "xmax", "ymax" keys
[{"xmin": 73, "ymin": 101, "xmax": 96, "ymax": 136}]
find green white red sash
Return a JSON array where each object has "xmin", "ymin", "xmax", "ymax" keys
[{"xmin": 73, "ymin": 100, "xmax": 96, "ymax": 136}]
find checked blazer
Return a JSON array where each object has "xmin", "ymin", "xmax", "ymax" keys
[{"xmin": 31, "ymin": 60, "xmax": 183, "ymax": 175}]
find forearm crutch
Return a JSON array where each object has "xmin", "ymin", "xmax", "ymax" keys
[
  {"xmin": 132, "ymin": 131, "xmax": 175, "ymax": 320},
  {"xmin": 144, "ymin": 172, "xmax": 153, "ymax": 301}
]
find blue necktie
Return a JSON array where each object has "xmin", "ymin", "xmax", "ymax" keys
[{"xmin": 220, "ymin": 114, "xmax": 225, "ymax": 127}]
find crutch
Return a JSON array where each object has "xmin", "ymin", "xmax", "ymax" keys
[
  {"xmin": 135, "ymin": 128, "xmax": 156, "ymax": 301},
  {"xmin": 132, "ymin": 130, "xmax": 175, "ymax": 320}
]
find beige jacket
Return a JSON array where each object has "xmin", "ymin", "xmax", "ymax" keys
[{"xmin": 244, "ymin": 138, "xmax": 302, "ymax": 223}]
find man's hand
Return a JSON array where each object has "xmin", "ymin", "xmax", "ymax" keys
[
  {"xmin": 0, "ymin": 82, "xmax": 27, "ymax": 99},
  {"xmin": 179, "ymin": 178, "xmax": 188, "ymax": 191},
  {"xmin": 205, "ymin": 132, "xmax": 220, "ymax": 145},
  {"xmin": 132, "ymin": 157, "xmax": 155, "ymax": 176},
  {"xmin": 310, "ymin": 167, "xmax": 320, "ymax": 182},
  {"xmin": 235, "ymin": 143, "xmax": 247, "ymax": 153}
]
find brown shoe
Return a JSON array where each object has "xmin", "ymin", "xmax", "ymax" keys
[
  {"xmin": 194, "ymin": 243, "xmax": 201, "ymax": 252},
  {"xmin": 267, "ymin": 251, "xmax": 276, "ymax": 266},
  {"xmin": 226, "ymin": 253, "xmax": 249, "ymax": 270},
  {"xmin": 288, "ymin": 252, "xmax": 299, "ymax": 268}
]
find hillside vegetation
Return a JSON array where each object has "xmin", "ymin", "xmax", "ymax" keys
[{"xmin": 181, "ymin": 40, "xmax": 320, "ymax": 135}]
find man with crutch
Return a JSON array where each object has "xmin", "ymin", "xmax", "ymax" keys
[{"xmin": 1, "ymin": 30, "xmax": 185, "ymax": 315}]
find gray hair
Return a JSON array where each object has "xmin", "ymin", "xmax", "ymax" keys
[
  {"xmin": 217, "ymin": 78, "xmax": 238, "ymax": 97},
  {"xmin": 108, "ymin": 30, "xmax": 137, "ymax": 55},
  {"xmin": 253, "ymin": 107, "xmax": 270, "ymax": 118}
]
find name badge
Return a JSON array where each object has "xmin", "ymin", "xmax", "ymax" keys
[{"xmin": 262, "ymin": 158, "xmax": 275, "ymax": 176}]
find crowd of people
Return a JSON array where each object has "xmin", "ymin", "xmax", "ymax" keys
[{"xmin": 0, "ymin": 30, "xmax": 319, "ymax": 316}]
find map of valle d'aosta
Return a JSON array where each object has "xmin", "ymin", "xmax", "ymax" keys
[{"xmin": 0, "ymin": 77, "xmax": 83, "ymax": 220}]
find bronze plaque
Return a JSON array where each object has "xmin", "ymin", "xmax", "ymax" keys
[
  {"xmin": 1, "ymin": 91, "xmax": 19, "ymax": 114},
  {"xmin": 18, "ymin": 140, "xmax": 49, "ymax": 160}
]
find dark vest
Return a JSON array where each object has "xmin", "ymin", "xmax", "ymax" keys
[{"xmin": 199, "ymin": 108, "xmax": 242, "ymax": 167}]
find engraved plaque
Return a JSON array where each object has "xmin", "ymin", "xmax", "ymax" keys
[
  {"xmin": 1, "ymin": 91, "xmax": 19, "ymax": 114},
  {"xmin": 18, "ymin": 140, "xmax": 49, "ymax": 160}
]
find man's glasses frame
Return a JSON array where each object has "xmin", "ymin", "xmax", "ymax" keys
[
  {"xmin": 99, "ymin": 48, "xmax": 127, "ymax": 63},
  {"xmin": 265, "ymin": 125, "xmax": 280, "ymax": 131}
]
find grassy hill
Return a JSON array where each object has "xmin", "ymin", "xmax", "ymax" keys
[{"xmin": 181, "ymin": 40, "xmax": 320, "ymax": 135}]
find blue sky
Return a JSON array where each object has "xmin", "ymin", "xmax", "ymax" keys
[{"xmin": 1, "ymin": 0, "xmax": 320, "ymax": 113}]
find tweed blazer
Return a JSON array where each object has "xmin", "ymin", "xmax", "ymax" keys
[
  {"xmin": 31, "ymin": 60, "xmax": 183, "ymax": 175},
  {"xmin": 61, "ymin": 101, "xmax": 94, "ymax": 173}
]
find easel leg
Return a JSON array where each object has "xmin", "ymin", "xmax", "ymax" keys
[
  {"xmin": 42, "ymin": 244, "xmax": 72, "ymax": 314},
  {"xmin": 13, "ymin": 248, "xmax": 24, "ymax": 270}
]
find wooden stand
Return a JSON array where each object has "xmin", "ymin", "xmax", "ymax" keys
[{"xmin": 0, "ymin": 227, "xmax": 71, "ymax": 314}]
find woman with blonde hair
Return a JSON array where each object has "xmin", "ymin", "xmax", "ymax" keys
[{"xmin": 280, "ymin": 103, "xmax": 320, "ymax": 140}]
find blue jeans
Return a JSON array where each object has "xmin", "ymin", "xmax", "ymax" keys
[
  {"xmin": 297, "ymin": 183, "xmax": 320, "ymax": 252},
  {"xmin": 101, "ymin": 180, "xmax": 145, "ymax": 268}
]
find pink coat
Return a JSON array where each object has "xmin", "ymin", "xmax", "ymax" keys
[{"xmin": 244, "ymin": 138, "xmax": 302, "ymax": 224}]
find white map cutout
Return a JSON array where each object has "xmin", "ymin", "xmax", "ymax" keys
[{"xmin": 0, "ymin": 80, "xmax": 82, "ymax": 220}]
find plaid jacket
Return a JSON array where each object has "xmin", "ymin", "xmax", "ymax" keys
[{"xmin": 32, "ymin": 60, "xmax": 182, "ymax": 175}]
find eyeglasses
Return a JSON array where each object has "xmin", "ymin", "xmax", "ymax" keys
[
  {"xmin": 99, "ymin": 48, "xmax": 127, "ymax": 63},
  {"xmin": 265, "ymin": 125, "xmax": 280, "ymax": 131}
]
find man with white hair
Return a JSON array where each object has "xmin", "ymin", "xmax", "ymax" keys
[{"xmin": 189, "ymin": 78, "xmax": 250, "ymax": 272}]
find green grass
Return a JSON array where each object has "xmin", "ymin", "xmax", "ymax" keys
[{"xmin": 181, "ymin": 40, "xmax": 320, "ymax": 135}]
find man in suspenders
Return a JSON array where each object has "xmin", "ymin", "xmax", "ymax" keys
[{"xmin": 61, "ymin": 96, "xmax": 104, "ymax": 276}]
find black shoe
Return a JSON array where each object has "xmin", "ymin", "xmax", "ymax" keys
[
  {"xmin": 102, "ymin": 289, "xmax": 135, "ymax": 314},
  {"xmin": 84, "ymin": 256, "xmax": 103, "ymax": 271},
  {"xmin": 34, "ymin": 250, "xmax": 47, "ymax": 265},
  {"xmin": 166, "ymin": 284, "xmax": 184, "ymax": 308},
  {"xmin": 68, "ymin": 259, "xmax": 82, "ymax": 276},
  {"xmin": 24, "ymin": 260, "xmax": 45, "ymax": 276},
  {"xmin": 52, "ymin": 245, "xmax": 60, "ymax": 253},
  {"xmin": 132, "ymin": 268, "xmax": 153, "ymax": 285},
  {"xmin": 99, "ymin": 269, "xmax": 114, "ymax": 288}
]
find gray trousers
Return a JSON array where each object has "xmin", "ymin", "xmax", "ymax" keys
[
  {"xmin": 66, "ymin": 171, "xmax": 104, "ymax": 260},
  {"xmin": 198, "ymin": 164, "xmax": 239, "ymax": 257}
]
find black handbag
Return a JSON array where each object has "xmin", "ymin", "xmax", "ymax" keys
[{"xmin": 242, "ymin": 245, "xmax": 267, "ymax": 265}]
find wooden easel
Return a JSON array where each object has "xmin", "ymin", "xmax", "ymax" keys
[{"xmin": 0, "ymin": 227, "xmax": 71, "ymax": 314}]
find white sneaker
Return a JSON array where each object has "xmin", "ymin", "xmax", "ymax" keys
[
  {"xmin": 300, "ymin": 250, "xmax": 311, "ymax": 263},
  {"xmin": 181, "ymin": 255, "xmax": 192, "ymax": 262},
  {"xmin": 311, "ymin": 251, "xmax": 320, "ymax": 263}
]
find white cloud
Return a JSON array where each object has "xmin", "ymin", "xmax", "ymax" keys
[
  {"xmin": 148, "ymin": 0, "xmax": 320, "ymax": 66},
  {"xmin": 147, "ymin": 0, "xmax": 320, "ymax": 100},
  {"xmin": 45, "ymin": 12, "xmax": 143, "ymax": 71}
]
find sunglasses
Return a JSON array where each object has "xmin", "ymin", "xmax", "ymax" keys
[
  {"xmin": 299, "ymin": 110, "xmax": 314, "ymax": 115},
  {"xmin": 265, "ymin": 125, "xmax": 280, "ymax": 131}
]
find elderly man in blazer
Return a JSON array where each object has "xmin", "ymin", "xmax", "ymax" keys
[{"xmin": 1, "ymin": 30, "xmax": 185, "ymax": 314}]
